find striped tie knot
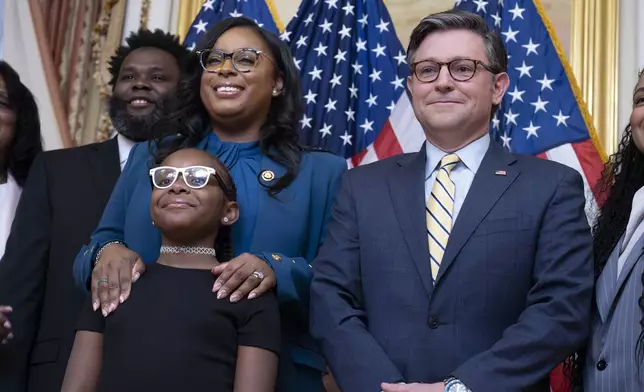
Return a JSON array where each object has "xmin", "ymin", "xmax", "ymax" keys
[{"xmin": 439, "ymin": 153, "xmax": 460, "ymax": 172}]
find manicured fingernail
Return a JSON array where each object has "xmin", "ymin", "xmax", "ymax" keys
[
  {"xmin": 102, "ymin": 308, "xmax": 108, "ymax": 317},
  {"xmin": 119, "ymin": 295, "xmax": 126, "ymax": 303},
  {"xmin": 230, "ymin": 294, "xmax": 240, "ymax": 302},
  {"xmin": 133, "ymin": 273, "xmax": 140, "ymax": 282},
  {"xmin": 212, "ymin": 282, "xmax": 221, "ymax": 291},
  {"xmin": 217, "ymin": 290, "xmax": 226, "ymax": 299},
  {"xmin": 109, "ymin": 303, "xmax": 116, "ymax": 312},
  {"xmin": 3, "ymin": 321, "xmax": 10, "ymax": 329},
  {"xmin": 248, "ymin": 292, "xmax": 257, "ymax": 299},
  {"xmin": 93, "ymin": 301, "xmax": 99, "ymax": 311}
]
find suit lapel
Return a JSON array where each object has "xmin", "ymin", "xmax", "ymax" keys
[
  {"xmin": 596, "ymin": 237, "xmax": 621, "ymax": 322},
  {"xmin": 388, "ymin": 150, "xmax": 434, "ymax": 297},
  {"xmin": 435, "ymin": 142, "xmax": 519, "ymax": 283},
  {"xmin": 600, "ymin": 234, "xmax": 644, "ymax": 321},
  {"xmin": 86, "ymin": 138, "xmax": 121, "ymax": 205}
]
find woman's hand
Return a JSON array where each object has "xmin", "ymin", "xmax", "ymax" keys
[
  {"xmin": 91, "ymin": 243, "xmax": 146, "ymax": 316},
  {"xmin": 0, "ymin": 306, "xmax": 13, "ymax": 344},
  {"xmin": 211, "ymin": 253, "xmax": 276, "ymax": 302}
]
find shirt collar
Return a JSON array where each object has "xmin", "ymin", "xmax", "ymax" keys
[
  {"xmin": 116, "ymin": 134, "xmax": 136, "ymax": 167},
  {"xmin": 424, "ymin": 133, "xmax": 490, "ymax": 180}
]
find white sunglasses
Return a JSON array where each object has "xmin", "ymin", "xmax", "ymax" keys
[{"xmin": 149, "ymin": 165, "xmax": 218, "ymax": 190}]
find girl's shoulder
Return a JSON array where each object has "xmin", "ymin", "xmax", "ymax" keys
[{"xmin": 233, "ymin": 290, "xmax": 280, "ymax": 320}]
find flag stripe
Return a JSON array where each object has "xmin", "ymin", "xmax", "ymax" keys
[
  {"xmin": 543, "ymin": 144, "xmax": 599, "ymax": 225},
  {"xmin": 389, "ymin": 94, "xmax": 426, "ymax": 152},
  {"xmin": 571, "ymin": 139, "xmax": 605, "ymax": 201},
  {"xmin": 373, "ymin": 120, "xmax": 404, "ymax": 159}
]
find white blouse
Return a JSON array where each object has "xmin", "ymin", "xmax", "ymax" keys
[
  {"xmin": 618, "ymin": 185, "xmax": 644, "ymax": 277},
  {"xmin": 0, "ymin": 173, "xmax": 22, "ymax": 261}
]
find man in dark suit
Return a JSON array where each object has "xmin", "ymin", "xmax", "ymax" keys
[
  {"xmin": 0, "ymin": 29, "xmax": 193, "ymax": 392},
  {"xmin": 310, "ymin": 10, "xmax": 594, "ymax": 392}
]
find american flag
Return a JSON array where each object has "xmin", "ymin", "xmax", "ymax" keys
[
  {"xmin": 455, "ymin": 2, "xmax": 605, "ymax": 390},
  {"xmin": 282, "ymin": 0, "xmax": 421, "ymax": 164},
  {"xmin": 455, "ymin": 0, "xmax": 606, "ymax": 220},
  {"xmin": 182, "ymin": 0, "xmax": 281, "ymax": 50},
  {"xmin": 182, "ymin": 0, "xmax": 605, "ymax": 221}
]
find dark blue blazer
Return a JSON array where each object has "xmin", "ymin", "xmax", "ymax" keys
[
  {"xmin": 73, "ymin": 140, "xmax": 347, "ymax": 392},
  {"xmin": 310, "ymin": 141, "xmax": 594, "ymax": 392}
]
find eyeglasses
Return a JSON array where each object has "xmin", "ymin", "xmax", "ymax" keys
[
  {"xmin": 149, "ymin": 166, "xmax": 229, "ymax": 194},
  {"xmin": 197, "ymin": 48, "xmax": 274, "ymax": 73},
  {"xmin": 411, "ymin": 58, "xmax": 497, "ymax": 83}
]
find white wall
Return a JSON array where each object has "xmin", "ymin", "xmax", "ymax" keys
[
  {"xmin": 0, "ymin": 0, "xmax": 4, "ymax": 59},
  {"xmin": 122, "ymin": 0, "xmax": 177, "ymax": 41}
]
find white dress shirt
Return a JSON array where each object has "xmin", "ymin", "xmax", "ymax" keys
[
  {"xmin": 618, "ymin": 185, "xmax": 644, "ymax": 277},
  {"xmin": 116, "ymin": 133, "xmax": 136, "ymax": 171},
  {"xmin": 0, "ymin": 174, "xmax": 22, "ymax": 261},
  {"xmin": 424, "ymin": 134, "xmax": 490, "ymax": 222}
]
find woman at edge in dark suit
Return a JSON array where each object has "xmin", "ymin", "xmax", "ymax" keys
[
  {"xmin": 0, "ymin": 60, "xmax": 43, "ymax": 344},
  {"xmin": 568, "ymin": 70, "xmax": 644, "ymax": 391},
  {"xmin": 72, "ymin": 17, "xmax": 347, "ymax": 392}
]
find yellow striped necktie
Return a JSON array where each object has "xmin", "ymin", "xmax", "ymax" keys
[{"xmin": 426, "ymin": 153, "xmax": 460, "ymax": 283}]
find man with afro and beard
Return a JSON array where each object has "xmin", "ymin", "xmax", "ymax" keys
[{"xmin": 0, "ymin": 29, "xmax": 195, "ymax": 392}]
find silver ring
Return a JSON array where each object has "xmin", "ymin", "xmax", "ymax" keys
[{"xmin": 251, "ymin": 271, "xmax": 265, "ymax": 280}]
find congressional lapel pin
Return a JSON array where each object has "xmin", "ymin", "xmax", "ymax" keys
[
  {"xmin": 260, "ymin": 169, "xmax": 275, "ymax": 182},
  {"xmin": 495, "ymin": 170, "xmax": 507, "ymax": 176}
]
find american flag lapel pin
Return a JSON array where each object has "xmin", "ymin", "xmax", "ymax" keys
[{"xmin": 495, "ymin": 170, "xmax": 507, "ymax": 176}]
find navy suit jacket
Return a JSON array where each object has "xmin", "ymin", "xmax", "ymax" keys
[
  {"xmin": 310, "ymin": 141, "xmax": 594, "ymax": 392},
  {"xmin": 72, "ymin": 140, "xmax": 347, "ymax": 392}
]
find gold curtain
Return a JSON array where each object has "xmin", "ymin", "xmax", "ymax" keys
[
  {"xmin": 177, "ymin": 0, "xmax": 204, "ymax": 42},
  {"xmin": 570, "ymin": 0, "xmax": 619, "ymax": 156},
  {"xmin": 87, "ymin": 0, "xmax": 128, "ymax": 143},
  {"xmin": 28, "ymin": 0, "xmax": 128, "ymax": 146}
]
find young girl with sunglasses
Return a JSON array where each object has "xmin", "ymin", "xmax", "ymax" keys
[{"xmin": 62, "ymin": 148, "xmax": 280, "ymax": 392}]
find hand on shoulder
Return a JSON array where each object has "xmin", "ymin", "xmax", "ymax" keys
[
  {"xmin": 92, "ymin": 243, "xmax": 146, "ymax": 317},
  {"xmin": 0, "ymin": 305, "xmax": 13, "ymax": 343}
]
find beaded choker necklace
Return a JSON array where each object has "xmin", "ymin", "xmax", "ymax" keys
[{"xmin": 159, "ymin": 246, "xmax": 217, "ymax": 257}]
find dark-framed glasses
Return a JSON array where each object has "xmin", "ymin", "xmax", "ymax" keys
[
  {"xmin": 150, "ymin": 165, "xmax": 222, "ymax": 190},
  {"xmin": 411, "ymin": 58, "xmax": 497, "ymax": 83},
  {"xmin": 197, "ymin": 48, "xmax": 274, "ymax": 73}
]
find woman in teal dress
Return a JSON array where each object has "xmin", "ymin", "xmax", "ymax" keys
[{"xmin": 73, "ymin": 17, "xmax": 346, "ymax": 392}]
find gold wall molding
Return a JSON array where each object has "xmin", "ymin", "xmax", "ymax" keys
[{"xmin": 570, "ymin": 0, "xmax": 619, "ymax": 156}]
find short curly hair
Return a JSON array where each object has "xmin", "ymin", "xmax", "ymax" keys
[{"xmin": 107, "ymin": 29, "xmax": 194, "ymax": 89}]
